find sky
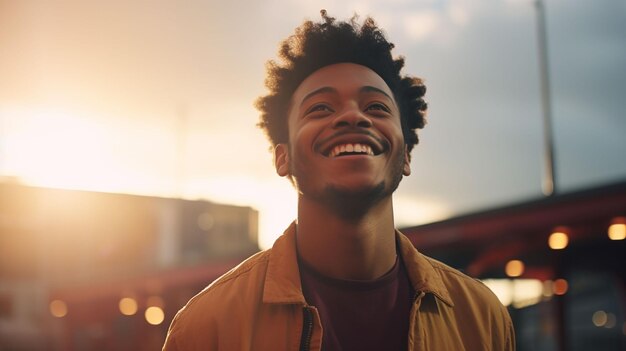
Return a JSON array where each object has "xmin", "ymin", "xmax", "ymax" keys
[{"xmin": 1, "ymin": 0, "xmax": 625, "ymax": 249}]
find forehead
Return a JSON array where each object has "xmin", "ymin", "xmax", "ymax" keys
[{"xmin": 290, "ymin": 63, "xmax": 394, "ymax": 104}]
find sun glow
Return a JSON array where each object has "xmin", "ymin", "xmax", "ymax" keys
[
  {"xmin": 1, "ymin": 106, "xmax": 296, "ymax": 249},
  {"xmin": 1, "ymin": 106, "xmax": 166, "ymax": 194}
]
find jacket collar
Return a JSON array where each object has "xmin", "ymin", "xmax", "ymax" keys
[
  {"xmin": 396, "ymin": 231, "xmax": 454, "ymax": 307},
  {"xmin": 263, "ymin": 222, "xmax": 307, "ymax": 304},
  {"xmin": 262, "ymin": 221, "xmax": 453, "ymax": 307}
]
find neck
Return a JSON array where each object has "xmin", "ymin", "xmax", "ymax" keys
[{"xmin": 295, "ymin": 195, "xmax": 397, "ymax": 281}]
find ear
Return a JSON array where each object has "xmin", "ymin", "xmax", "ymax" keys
[
  {"xmin": 403, "ymin": 145, "xmax": 411, "ymax": 176},
  {"xmin": 274, "ymin": 144, "xmax": 290, "ymax": 177}
]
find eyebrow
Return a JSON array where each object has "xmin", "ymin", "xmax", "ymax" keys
[
  {"xmin": 359, "ymin": 86, "xmax": 394, "ymax": 101},
  {"xmin": 299, "ymin": 87, "xmax": 337, "ymax": 108},
  {"xmin": 299, "ymin": 85, "xmax": 394, "ymax": 108}
]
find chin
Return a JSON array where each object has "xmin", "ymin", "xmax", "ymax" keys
[{"xmin": 316, "ymin": 182, "xmax": 389, "ymax": 219}]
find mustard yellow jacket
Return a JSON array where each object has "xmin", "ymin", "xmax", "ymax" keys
[{"xmin": 163, "ymin": 223, "xmax": 515, "ymax": 350}]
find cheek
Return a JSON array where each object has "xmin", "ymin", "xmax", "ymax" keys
[
  {"xmin": 391, "ymin": 120, "xmax": 406, "ymax": 140},
  {"xmin": 375, "ymin": 121, "xmax": 404, "ymax": 143},
  {"xmin": 292, "ymin": 121, "xmax": 325, "ymax": 147}
]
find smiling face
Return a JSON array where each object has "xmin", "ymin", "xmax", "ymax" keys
[{"xmin": 274, "ymin": 63, "xmax": 411, "ymax": 214}]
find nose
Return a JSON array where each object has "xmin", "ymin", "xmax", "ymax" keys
[{"xmin": 332, "ymin": 106, "xmax": 372, "ymax": 129}]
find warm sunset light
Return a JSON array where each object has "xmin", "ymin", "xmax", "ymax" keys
[
  {"xmin": 49, "ymin": 300, "xmax": 68, "ymax": 318},
  {"xmin": 0, "ymin": 106, "xmax": 296, "ymax": 249},
  {"xmin": 145, "ymin": 306, "xmax": 165, "ymax": 325},
  {"xmin": 1, "ymin": 108, "xmax": 128, "ymax": 192},
  {"xmin": 548, "ymin": 230, "xmax": 569, "ymax": 249},
  {"xmin": 119, "ymin": 297, "xmax": 138, "ymax": 316},
  {"xmin": 1, "ymin": 2, "xmax": 624, "ymax": 350},
  {"xmin": 505, "ymin": 259, "xmax": 524, "ymax": 277}
]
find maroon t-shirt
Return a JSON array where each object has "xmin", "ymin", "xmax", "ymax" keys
[{"xmin": 299, "ymin": 256, "xmax": 415, "ymax": 351}]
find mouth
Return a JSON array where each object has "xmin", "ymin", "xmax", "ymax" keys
[
  {"xmin": 319, "ymin": 134, "xmax": 386, "ymax": 158},
  {"xmin": 327, "ymin": 143, "xmax": 376, "ymax": 157}
]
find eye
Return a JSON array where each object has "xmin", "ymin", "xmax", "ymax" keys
[
  {"xmin": 305, "ymin": 103, "xmax": 334, "ymax": 116},
  {"xmin": 365, "ymin": 102, "xmax": 391, "ymax": 114}
]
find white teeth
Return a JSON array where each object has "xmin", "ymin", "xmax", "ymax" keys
[{"xmin": 328, "ymin": 143, "xmax": 375, "ymax": 157}]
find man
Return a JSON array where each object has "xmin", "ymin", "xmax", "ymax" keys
[{"xmin": 163, "ymin": 11, "xmax": 515, "ymax": 351}]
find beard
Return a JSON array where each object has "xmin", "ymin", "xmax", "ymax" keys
[{"xmin": 290, "ymin": 144, "xmax": 406, "ymax": 220}]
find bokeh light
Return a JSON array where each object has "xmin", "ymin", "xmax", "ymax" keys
[
  {"xmin": 505, "ymin": 259, "xmax": 524, "ymax": 278},
  {"xmin": 592, "ymin": 310, "xmax": 607, "ymax": 327},
  {"xmin": 119, "ymin": 297, "xmax": 138, "ymax": 316},
  {"xmin": 145, "ymin": 306, "xmax": 165, "ymax": 325},
  {"xmin": 482, "ymin": 279, "xmax": 544, "ymax": 308},
  {"xmin": 548, "ymin": 230, "xmax": 569, "ymax": 249},
  {"xmin": 604, "ymin": 313, "xmax": 616, "ymax": 328},
  {"xmin": 608, "ymin": 217, "xmax": 626, "ymax": 240},
  {"xmin": 591, "ymin": 310, "xmax": 616, "ymax": 328},
  {"xmin": 511, "ymin": 279, "xmax": 544, "ymax": 309},
  {"xmin": 49, "ymin": 300, "xmax": 68, "ymax": 318},
  {"xmin": 553, "ymin": 279, "xmax": 568, "ymax": 295}
]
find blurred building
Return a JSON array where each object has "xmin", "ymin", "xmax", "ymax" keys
[
  {"xmin": 2, "ymin": 179, "xmax": 624, "ymax": 350},
  {"xmin": 0, "ymin": 181, "xmax": 258, "ymax": 350},
  {"xmin": 402, "ymin": 180, "xmax": 626, "ymax": 351}
]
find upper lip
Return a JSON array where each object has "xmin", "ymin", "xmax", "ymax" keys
[{"xmin": 315, "ymin": 131, "xmax": 386, "ymax": 157}]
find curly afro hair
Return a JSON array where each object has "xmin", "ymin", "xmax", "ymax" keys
[{"xmin": 256, "ymin": 10, "xmax": 428, "ymax": 154}]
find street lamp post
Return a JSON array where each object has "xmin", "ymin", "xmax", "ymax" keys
[{"xmin": 535, "ymin": 0, "xmax": 557, "ymax": 197}]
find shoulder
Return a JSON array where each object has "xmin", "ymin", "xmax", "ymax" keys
[
  {"xmin": 165, "ymin": 249, "xmax": 272, "ymax": 342},
  {"xmin": 426, "ymin": 256, "xmax": 496, "ymax": 299},
  {"xmin": 183, "ymin": 248, "xmax": 270, "ymax": 314},
  {"xmin": 424, "ymin": 256, "xmax": 515, "ymax": 347},
  {"xmin": 397, "ymin": 231, "xmax": 501, "ymax": 308},
  {"xmin": 425, "ymin": 255, "xmax": 505, "ymax": 312},
  {"xmin": 202, "ymin": 249, "xmax": 272, "ymax": 295}
]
